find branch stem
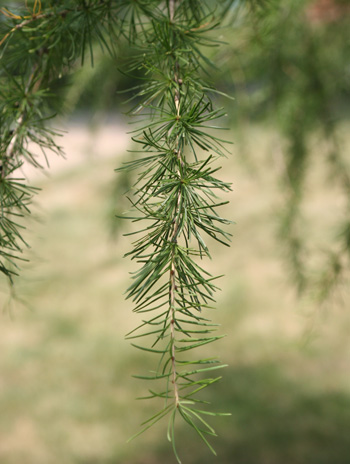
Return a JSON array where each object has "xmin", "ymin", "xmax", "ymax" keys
[
  {"xmin": 170, "ymin": 248, "xmax": 180, "ymax": 406},
  {"xmin": 168, "ymin": 0, "xmax": 182, "ymax": 408},
  {"xmin": 169, "ymin": 122, "xmax": 182, "ymax": 409},
  {"xmin": 0, "ymin": 8, "xmax": 69, "ymax": 47},
  {"xmin": 169, "ymin": 0, "xmax": 176, "ymax": 22},
  {"xmin": 2, "ymin": 64, "xmax": 41, "ymax": 178}
]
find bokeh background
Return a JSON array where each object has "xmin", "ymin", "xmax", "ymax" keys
[{"xmin": 1, "ymin": 1, "xmax": 350, "ymax": 463}]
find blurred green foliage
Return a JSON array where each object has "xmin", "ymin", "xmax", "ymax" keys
[
  {"xmin": 53, "ymin": 0, "xmax": 350, "ymax": 298},
  {"xmin": 224, "ymin": 0, "xmax": 350, "ymax": 296}
]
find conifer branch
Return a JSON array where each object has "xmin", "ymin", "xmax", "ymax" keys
[
  {"xmin": 0, "ymin": 7, "xmax": 70, "ymax": 47},
  {"xmin": 3, "ymin": 64, "xmax": 41, "ymax": 174},
  {"xmin": 169, "ymin": 0, "xmax": 181, "ymax": 411},
  {"xmin": 0, "ymin": 0, "xmax": 120, "ymax": 280},
  {"xmin": 119, "ymin": 1, "xmax": 233, "ymax": 461}
]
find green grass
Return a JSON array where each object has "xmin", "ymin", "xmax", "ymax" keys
[{"xmin": 0, "ymin": 124, "xmax": 350, "ymax": 463}]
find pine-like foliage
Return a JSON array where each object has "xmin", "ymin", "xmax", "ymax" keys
[
  {"xmin": 0, "ymin": 0, "xmax": 120, "ymax": 280},
  {"xmin": 1, "ymin": 1, "xmax": 233, "ymax": 461},
  {"xmin": 117, "ymin": 1, "xmax": 233, "ymax": 460}
]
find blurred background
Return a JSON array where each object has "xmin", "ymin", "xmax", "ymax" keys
[{"xmin": 1, "ymin": 0, "xmax": 350, "ymax": 463}]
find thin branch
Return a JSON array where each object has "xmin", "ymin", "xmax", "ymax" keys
[
  {"xmin": 0, "ymin": 8, "xmax": 69, "ymax": 46},
  {"xmin": 169, "ymin": 0, "xmax": 181, "ymax": 409},
  {"xmin": 169, "ymin": 0, "xmax": 176, "ymax": 22},
  {"xmin": 2, "ymin": 63, "xmax": 42, "ymax": 178}
]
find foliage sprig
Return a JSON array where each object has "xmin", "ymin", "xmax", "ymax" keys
[{"xmin": 118, "ymin": 0, "xmax": 232, "ymax": 460}]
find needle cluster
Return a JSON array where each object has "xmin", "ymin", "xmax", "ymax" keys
[
  {"xmin": 118, "ymin": 1, "xmax": 233, "ymax": 461},
  {"xmin": 0, "ymin": 0, "xmax": 120, "ymax": 280}
]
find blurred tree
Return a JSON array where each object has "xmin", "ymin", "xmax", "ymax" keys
[{"xmin": 219, "ymin": 0, "xmax": 350, "ymax": 298}]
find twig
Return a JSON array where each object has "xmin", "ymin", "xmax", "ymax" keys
[
  {"xmin": 0, "ymin": 8, "xmax": 70, "ymax": 46},
  {"xmin": 169, "ymin": 0, "xmax": 176, "ymax": 22},
  {"xmin": 168, "ymin": 0, "xmax": 181, "ymax": 408}
]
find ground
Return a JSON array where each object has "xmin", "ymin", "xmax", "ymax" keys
[{"xmin": 0, "ymin": 118, "xmax": 349, "ymax": 464}]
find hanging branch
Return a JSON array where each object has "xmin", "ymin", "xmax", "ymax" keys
[
  {"xmin": 169, "ymin": 0, "xmax": 182, "ymax": 412},
  {"xmin": 119, "ymin": 1, "xmax": 233, "ymax": 461}
]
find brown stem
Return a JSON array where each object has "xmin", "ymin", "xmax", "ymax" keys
[
  {"xmin": 2, "ymin": 64, "xmax": 41, "ymax": 179},
  {"xmin": 168, "ymin": 0, "xmax": 182, "ymax": 408},
  {"xmin": 170, "ymin": 253, "xmax": 180, "ymax": 406},
  {"xmin": 169, "ymin": 0, "xmax": 176, "ymax": 22}
]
